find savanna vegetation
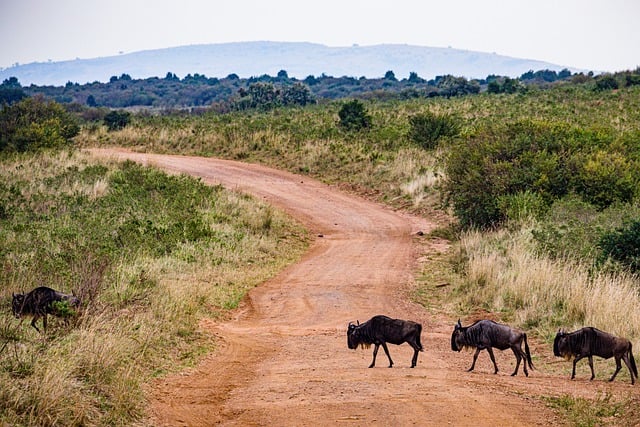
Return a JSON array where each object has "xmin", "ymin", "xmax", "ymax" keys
[{"xmin": 2, "ymin": 65, "xmax": 640, "ymax": 425}]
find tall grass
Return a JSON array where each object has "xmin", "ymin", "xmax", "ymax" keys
[
  {"xmin": 457, "ymin": 225, "xmax": 640, "ymax": 340},
  {"xmin": 0, "ymin": 150, "xmax": 309, "ymax": 426}
]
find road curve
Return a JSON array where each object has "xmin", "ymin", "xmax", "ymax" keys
[{"xmin": 88, "ymin": 148, "xmax": 560, "ymax": 426}]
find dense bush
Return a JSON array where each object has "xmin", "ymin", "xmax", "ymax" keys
[
  {"xmin": 599, "ymin": 219, "xmax": 640, "ymax": 273},
  {"xmin": 443, "ymin": 119, "xmax": 639, "ymax": 229},
  {"xmin": 0, "ymin": 96, "xmax": 79, "ymax": 152},
  {"xmin": 407, "ymin": 111, "xmax": 460, "ymax": 149},
  {"xmin": 104, "ymin": 110, "xmax": 131, "ymax": 131},
  {"xmin": 338, "ymin": 99, "xmax": 371, "ymax": 131}
]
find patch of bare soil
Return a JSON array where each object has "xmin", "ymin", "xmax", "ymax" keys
[{"xmin": 89, "ymin": 148, "xmax": 636, "ymax": 427}]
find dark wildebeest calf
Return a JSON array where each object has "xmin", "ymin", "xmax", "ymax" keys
[
  {"xmin": 554, "ymin": 327, "xmax": 638, "ymax": 384},
  {"xmin": 347, "ymin": 315, "xmax": 423, "ymax": 368},
  {"xmin": 12, "ymin": 286, "xmax": 81, "ymax": 333},
  {"xmin": 451, "ymin": 319, "xmax": 534, "ymax": 376}
]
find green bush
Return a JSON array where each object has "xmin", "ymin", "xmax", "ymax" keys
[
  {"xmin": 572, "ymin": 150, "xmax": 638, "ymax": 208},
  {"xmin": 338, "ymin": 99, "xmax": 370, "ymax": 131},
  {"xmin": 595, "ymin": 74, "xmax": 619, "ymax": 91},
  {"xmin": 599, "ymin": 219, "xmax": 640, "ymax": 273},
  {"xmin": 442, "ymin": 118, "xmax": 636, "ymax": 229},
  {"xmin": 407, "ymin": 111, "xmax": 460, "ymax": 149},
  {"xmin": 104, "ymin": 110, "xmax": 131, "ymax": 131},
  {"xmin": 0, "ymin": 96, "xmax": 79, "ymax": 152}
]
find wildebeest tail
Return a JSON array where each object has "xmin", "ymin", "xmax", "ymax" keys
[
  {"xmin": 417, "ymin": 323, "xmax": 424, "ymax": 351},
  {"xmin": 524, "ymin": 333, "xmax": 534, "ymax": 370},
  {"xmin": 630, "ymin": 343, "xmax": 638, "ymax": 378}
]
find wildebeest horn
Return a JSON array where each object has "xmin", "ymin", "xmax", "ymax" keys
[
  {"xmin": 357, "ymin": 320, "xmax": 360, "ymax": 326},
  {"xmin": 457, "ymin": 319, "xmax": 462, "ymax": 327}
]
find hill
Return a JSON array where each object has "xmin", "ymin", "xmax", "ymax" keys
[{"xmin": 0, "ymin": 41, "xmax": 574, "ymax": 86}]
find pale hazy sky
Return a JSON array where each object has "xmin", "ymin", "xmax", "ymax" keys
[{"xmin": 1, "ymin": 0, "xmax": 639, "ymax": 72}]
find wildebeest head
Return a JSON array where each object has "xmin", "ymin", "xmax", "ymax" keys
[
  {"xmin": 553, "ymin": 329, "xmax": 568, "ymax": 358},
  {"xmin": 11, "ymin": 293, "xmax": 25, "ymax": 319},
  {"xmin": 451, "ymin": 319, "xmax": 464, "ymax": 352},
  {"xmin": 347, "ymin": 320, "xmax": 369, "ymax": 350}
]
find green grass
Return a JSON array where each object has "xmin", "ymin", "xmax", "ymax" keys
[{"xmin": 0, "ymin": 149, "xmax": 309, "ymax": 426}]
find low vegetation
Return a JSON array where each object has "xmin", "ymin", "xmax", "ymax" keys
[
  {"xmin": 0, "ymin": 151, "xmax": 308, "ymax": 426},
  {"xmin": 3, "ymin": 70, "xmax": 640, "ymax": 425}
]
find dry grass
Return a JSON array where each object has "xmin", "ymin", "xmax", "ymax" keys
[{"xmin": 458, "ymin": 225, "xmax": 640, "ymax": 341}]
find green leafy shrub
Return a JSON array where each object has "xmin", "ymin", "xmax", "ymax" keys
[
  {"xmin": 595, "ymin": 74, "xmax": 619, "ymax": 91},
  {"xmin": 104, "ymin": 110, "xmax": 131, "ymax": 131},
  {"xmin": 0, "ymin": 96, "xmax": 79, "ymax": 152},
  {"xmin": 599, "ymin": 219, "xmax": 640, "ymax": 273},
  {"xmin": 572, "ymin": 150, "xmax": 638, "ymax": 209},
  {"xmin": 407, "ymin": 111, "xmax": 460, "ymax": 149},
  {"xmin": 338, "ymin": 99, "xmax": 370, "ymax": 131}
]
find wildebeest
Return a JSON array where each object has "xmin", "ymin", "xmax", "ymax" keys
[
  {"xmin": 12, "ymin": 286, "xmax": 81, "ymax": 332},
  {"xmin": 451, "ymin": 319, "xmax": 534, "ymax": 376},
  {"xmin": 553, "ymin": 327, "xmax": 638, "ymax": 384},
  {"xmin": 347, "ymin": 315, "xmax": 423, "ymax": 368}
]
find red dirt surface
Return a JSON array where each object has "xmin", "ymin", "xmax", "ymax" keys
[{"xmin": 89, "ymin": 148, "xmax": 637, "ymax": 427}]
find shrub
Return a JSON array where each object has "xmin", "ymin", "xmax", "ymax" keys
[
  {"xmin": 407, "ymin": 111, "xmax": 460, "ymax": 150},
  {"xmin": 0, "ymin": 96, "xmax": 79, "ymax": 152},
  {"xmin": 572, "ymin": 150, "xmax": 638, "ymax": 209},
  {"xmin": 599, "ymin": 219, "xmax": 640, "ymax": 273},
  {"xmin": 104, "ymin": 110, "xmax": 131, "ymax": 131},
  {"xmin": 338, "ymin": 99, "xmax": 370, "ymax": 131},
  {"xmin": 595, "ymin": 75, "xmax": 619, "ymax": 91}
]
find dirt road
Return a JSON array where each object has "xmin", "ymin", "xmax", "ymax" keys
[{"xmin": 88, "ymin": 149, "xmax": 634, "ymax": 426}]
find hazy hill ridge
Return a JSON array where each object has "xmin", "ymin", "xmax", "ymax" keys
[{"xmin": 0, "ymin": 41, "xmax": 573, "ymax": 86}]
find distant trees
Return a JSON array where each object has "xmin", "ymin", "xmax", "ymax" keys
[
  {"xmin": 384, "ymin": 70, "xmax": 397, "ymax": 81},
  {"xmin": 234, "ymin": 82, "xmax": 315, "ymax": 110},
  {"xmin": 0, "ymin": 77, "xmax": 26, "ymax": 105}
]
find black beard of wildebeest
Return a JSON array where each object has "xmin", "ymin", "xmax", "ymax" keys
[
  {"xmin": 451, "ymin": 319, "xmax": 534, "ymax": 376},
  {"xmin": 347, "ymin": 315, "xmax": 424, "ymax": 368},
  {"xmin": 554, "ymin": 327, "xmax": 638, "ymax": 384},
  {"xmin": 12, "ymin": 286, "xmax": 81, "ymax": 333}
]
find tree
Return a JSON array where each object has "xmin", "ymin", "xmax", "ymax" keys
[
  {"xmin": 0, "ymin": 77, "xmax": 26, "ymax": 105},
  {"xmin": 407, "ymin": 72, "xmax": 424, "ymax": 83},
  {"xmin": 338, "ymin": 99, "xmax": 370, "ymax": 131},
  {"xmin": 384, "ymin": 70, "xmax": 397, "ymax": 81}
]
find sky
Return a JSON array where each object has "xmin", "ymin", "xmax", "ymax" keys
[{"xmin": 1, "ymin": 0, "xmax": 639, "ymax": 73}]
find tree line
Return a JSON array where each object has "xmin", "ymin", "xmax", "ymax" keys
[{"xmin": 2, "ymin": 67, "xmax": 623, "ymax": 110}]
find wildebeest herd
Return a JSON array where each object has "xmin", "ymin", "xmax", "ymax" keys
[
  {"xmin": 7, "ymin": 286, "xmax": 638, "ymax": 384},
  {"xmin": 347, "ymin": 314, "xmax": 638, "ymax": 385}
]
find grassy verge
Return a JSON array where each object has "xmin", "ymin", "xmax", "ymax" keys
[{"xmin": 0, "ymin": 150, "xmax": 309, "ymax": 426}]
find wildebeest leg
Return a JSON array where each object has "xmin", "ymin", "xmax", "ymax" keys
[
  {"xmin": 486, "ymin": 347, "xmax": 499, "ymax": 374},
  {"xmin": 411, "ymin": 347, "xmax": 419, "ymax": 368},
  {"xmin": 30, "ymin": 315, "xmax": 42, "ymax": 333},
  {"xmin": 610, "ymin": 356, "xmax": 623, "ymax": 382},
  {"xmin": 380, "ymin": 342, "xmax": 393, "ymax": 368},
  {"xmin": 369, "ymin": 344, "xmax": 380, "ymax": 368},
  {"xmin": 571, "ymin": 355, "xmax": 585, "ymax": 379},
  {"xmin": 510, "ymin": 347, "xmax": 522, "ymax": 376},
  {"xmin": 587, "ymin": 356, "xmax": 595, "ymax": 380},
  {"xmin": 468, "ymin": 347, "xmax": 482, "ymax": 372}
]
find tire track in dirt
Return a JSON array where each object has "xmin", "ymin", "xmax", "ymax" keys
[{"xmin": 89, "ymin": 148, "xmax": 572, "ymax": 426}]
